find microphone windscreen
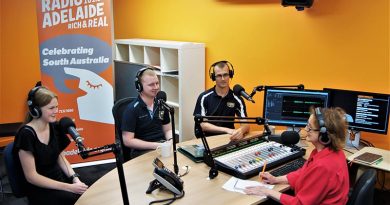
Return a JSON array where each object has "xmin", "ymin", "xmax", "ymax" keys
[
  {"xmin": 59, "ymin": 117, "xmax": 76, "ymax": 133},
  {"xmin": 233, "ymin": 84, "xmax": 244, "ymax": 96},
  {"xmin": 267, "ymin": 135, "xmax": 282, "ymax": 143},
  {"xmin": 156, "ymin": 91, "xmax": 167, "ymax": 102},
  {"xmin": 280, "ymin": 131, "xmax": 300, "ymax": 145}
]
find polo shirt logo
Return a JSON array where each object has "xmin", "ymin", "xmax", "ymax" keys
[
  {"xmin": 138, "ymin": 114, "xmax": 149, "ymax": 119},
  {"xmin": 227, "ymin": 102, "xmax": 235, "ymax": 108}
]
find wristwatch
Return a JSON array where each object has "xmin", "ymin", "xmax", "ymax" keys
[{"xmin": 69, "ymin": 173, "xmax": 80, "ymax": 181}]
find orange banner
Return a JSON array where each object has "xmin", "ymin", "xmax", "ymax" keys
[{"xmin": 35, "ymin": 0, "xmax": 114, "ymax": 164}]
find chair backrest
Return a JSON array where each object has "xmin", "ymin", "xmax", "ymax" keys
[
  {"xmin": 347, "ymin": 168, "xmax": 376, "ymax": 205},
  {"xmin": 112, "ymin": 97, "xmax": 137, "ymax": 162},
  {"xmin": 3, "ymin": 142, "xmax": 27, "ymax": 198}
]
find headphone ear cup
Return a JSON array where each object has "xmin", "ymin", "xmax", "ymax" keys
[
  {"xmin": 211, "ymin": 72, "xmax": 216, "ymax": 81},
  {"xmin": 229, "ymin": 69, "xmax": 234, "ymax": 79},
  {"xmin": 209, "ymin": 64, "xmax": 216, "ymax": 81},
  {"xmin": 318, "ymin": 127, "xmax": 331, "ymax": 145},
  {"xmin": 27, "ymin": 86, "xmax": 42, "ymax": 118},
  {"xmin": 29, "ymin": 106, "xmax": 42, "ymax": 119},
  {"xmin": 135, "ymin": 67, "xmax": 149, "ymax": 92},
  {"xmin": 315, "ymin": 107, "xmax": 331, "ymax": 145},
  {"xmin": 134, "ymin": 78, "xmax": 142, "ymax": 92}
]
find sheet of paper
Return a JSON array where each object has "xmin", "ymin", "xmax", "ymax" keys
[{"xmin": 222, "ymin": 177, "xmax": 274, "ymax": 195}]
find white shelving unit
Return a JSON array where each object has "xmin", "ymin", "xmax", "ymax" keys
[{"xmin": 114, "ymin": 39, "xmax": 205, "ymax": 142}]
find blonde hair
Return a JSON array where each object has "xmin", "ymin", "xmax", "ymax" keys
[{"xmin": 140, "ymin": 68, "xmax": 157, "ymax": 82}]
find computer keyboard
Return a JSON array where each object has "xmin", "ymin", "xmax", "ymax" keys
[{"xmin": 270, "ymin": 157, "xmax": 306, "ymax": 176}]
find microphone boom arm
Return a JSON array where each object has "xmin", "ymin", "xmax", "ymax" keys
[
  {"xmin": 249, "ymin": 84, "xmax": 305, "ymax": 98},
  {"xmin": 194, "ymin": 115, "xmax": 272, "ymax": 179}
]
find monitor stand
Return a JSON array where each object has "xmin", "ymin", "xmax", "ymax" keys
[{"xmin": 345, "ymin": 130, "xmax": 360, "ymax": 149}]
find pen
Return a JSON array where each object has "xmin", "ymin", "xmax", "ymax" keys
[
  {"xmin": 259, "ymin": 160, "xmax": 267, "ymax": 182},
  {"xmin": 233, "ymin": 178, "xmax": 243, "ymax": 191}
]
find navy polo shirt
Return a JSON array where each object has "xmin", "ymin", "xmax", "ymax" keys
[
  {"xmin": 121, "ymin": 95, "xmax": 170, "ymax": 143},
  {"xmin": 193, "ymin": 87, "xmax": 247, "ymax": 136}
]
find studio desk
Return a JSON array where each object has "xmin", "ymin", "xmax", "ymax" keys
[{"xmin": 75, "ymin": 131, "xmax": 338, "ymax": 205}]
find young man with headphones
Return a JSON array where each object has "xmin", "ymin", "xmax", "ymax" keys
[
  {"xmin": 122, "ymin": 67, "xmax": 173, "ymax": 159},
  {"xmin": 193, "ymin": 60, "xmax": 249, "ymax": 141},
  {"xmin": 245, "ymin": 107, "xmax": 350, "ymax": 205}
]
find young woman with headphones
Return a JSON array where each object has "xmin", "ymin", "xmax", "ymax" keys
[
  {"xmin": 245, "ymin": 107, "xmax": 350, "ymax": 205},
  {"xmin": 13, "ymin": 86, "xmax": 88, "ymax": 205}
]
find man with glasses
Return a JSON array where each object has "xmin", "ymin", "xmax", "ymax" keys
[{"xmin": 193, "ymin": 60, "xmax": 249, "ymax": 141}]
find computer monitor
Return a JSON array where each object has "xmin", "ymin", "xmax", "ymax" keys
[
  {"xmin": 324, "ymin": 88, "xmax": 390, "ymax": 134},
  {"xmin": 263, "ymin": 88, "xmax": 329, "ymax": 127}
]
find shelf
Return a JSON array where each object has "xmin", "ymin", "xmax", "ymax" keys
[
  {"xmin": 129, "ymin": 45, "xmax": 143, "ymax": 63},
  {"xmin": 115, "ymin": 44, "xmax": 129, "ymax": 61},
  {"xmin": 161, "ymin": 48, "xmax": 178, "ymax": 71},
  {"xmin": 161, "ymin": 77, "xmax": 179, "ymax": 104},
  {"xmin": 144, "ymin": 46, "xmax": 160, "ymax": 66}
]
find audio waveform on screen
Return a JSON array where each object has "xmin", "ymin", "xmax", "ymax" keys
[{"xmin": 281, "ymin": 96, "xmax": 326, "ymax": 118}]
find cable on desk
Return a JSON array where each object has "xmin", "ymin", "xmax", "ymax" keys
[
  {"xmin": 359, "ymin": 138, "xmax": 374, "ymax": 147},
  {"xmin": 178, "ymin": 166, "xmax": 189, "ymax": 177},
  {"xmin": 149, "ymin": 190, "xmax": 185, "ymax": 205},
  {"xmin": 342, "ymin": 148, "xmax": 355, "ymax": 154}
]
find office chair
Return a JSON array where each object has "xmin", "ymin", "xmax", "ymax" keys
[
  {"xmin": 3, "ymin": 142, "xmax": 28, "ymax": 199},
  {"xmin": 347, "ymin": 168, "xmax": 376, "ymax": 205},
  {"xmin": 112, "ymin": 97, "xmax": 136, "ymax": 162},
  {"xmin": 0, "ymin": 147, "xmax": 12, "ymax": 201}
]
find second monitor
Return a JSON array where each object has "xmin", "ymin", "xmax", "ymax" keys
[{"xmin": 263, "ymin": 88, "xmax": 329, "ymax": 127}]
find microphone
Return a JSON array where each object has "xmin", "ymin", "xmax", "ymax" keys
[
  {"xmin": 59, "ymin": 117, "xmax": 85, "ymax": 149},
  {"xmin": 233, "ymin": 84, "xmax": 255, "ymax": 103},
  {"xmin": 156, "ymin": 91, "xmax": 167, "ymax": 121},
  {"xmin": 267, "ymin": 131, "xmax": 300, "ymax": 145}
]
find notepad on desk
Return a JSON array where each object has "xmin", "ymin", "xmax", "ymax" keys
[{"xmin": 353, "ymin": 152, "xmax": 383, "ymax": 165}]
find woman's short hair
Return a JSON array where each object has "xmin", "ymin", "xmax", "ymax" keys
[{"xmin": 311, "ymin": 107, "xmax": 348, "ymax": 151}]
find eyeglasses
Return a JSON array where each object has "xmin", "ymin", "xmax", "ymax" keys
[
  {"xmin": 305, "ymin": 124, "xmax": 320, "ymax": 132},
  {"xmin": 215, "ymin": 73, "xmax": 230, "ymax": 79}
]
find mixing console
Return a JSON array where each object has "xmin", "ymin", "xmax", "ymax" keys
[{"xmin": 211, "ymin": 137, "xmax": 305, "ymax": 179}]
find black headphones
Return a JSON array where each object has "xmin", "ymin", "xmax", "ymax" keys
[
  {"xmin": 27, "ymin": 86, "xmax": 42, "ymax": 118},
  {"xmin": 134, "ymin": 67, "xmax": 155, "ymax": 92},
  {"xmin": 208, "ymin": 60, "xmax": 234, "ymax": 81},
  {"xmin": 315, "ymin": 107, "xmax": 331, "ymax": 145}
]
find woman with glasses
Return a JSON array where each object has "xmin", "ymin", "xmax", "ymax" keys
[{"xmin": 245, "ymin": 107, "xmax": 350, "ymax": 205}]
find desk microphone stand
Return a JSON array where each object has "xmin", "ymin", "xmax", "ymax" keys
[
  {"xmin": 78, "ymin": 143, "xmax": 130, "ymax": 205},
  {"xmin": 194, "ymin": 115, "xmax": 270, "ymax": 179},
  {"xmin": 160, "ymin": 101, "xmax": 179, "ymax": 175}
]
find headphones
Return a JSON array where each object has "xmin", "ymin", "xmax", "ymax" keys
[
  {"xmin": 314, "ymin": 107, "xmax": 331, "ymax": 145},
  {"xmin": 134, "ymin": 67, "xmax": 155, "ymax": 92},
  {"xmin": 27, "ymin": 86, "xmax": 42, "ymax": 118},
  {"xmin": 208, "ymin": 60, "xmax": 234, "ymax": 81}
]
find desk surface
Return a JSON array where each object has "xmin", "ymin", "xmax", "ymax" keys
[
  {"xmin": 347, "ymin": 147, "xmax": 390, "ymax": 172},
  {"xmin": 75, "ymin": 132, "xmax": 323, "ymax": 205},
  {"xmin": 0, "ymin": 136, "xmax": 14, "ymax": 148}
]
